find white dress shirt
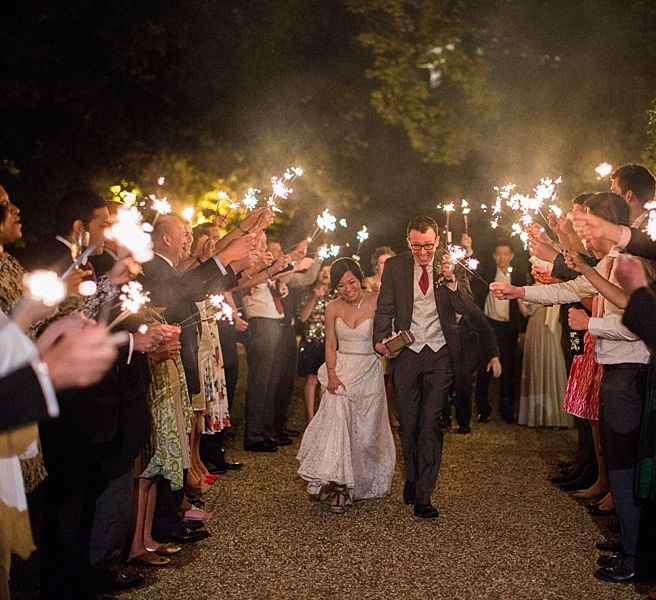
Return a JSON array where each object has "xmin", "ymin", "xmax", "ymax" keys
[
  {"xmin": 484, "ymin": 269, "xmax": 511, "ymax": 322},
  {"xmin": 522, "ymin": 254, "xmax": 650, "ymax": 365}
]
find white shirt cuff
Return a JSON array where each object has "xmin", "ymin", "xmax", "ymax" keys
[
  {"xmin": 212, "ymin": 256, "xmax": 228, "ymax": 276},
  {"xmin": 32, "ymin": 360, "xmax": 60, "ymax": 418}
]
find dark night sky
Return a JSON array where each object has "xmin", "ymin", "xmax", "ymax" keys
[{"xmin": 2, "ymin": 0, "xmax": 656, "ymax": 260}]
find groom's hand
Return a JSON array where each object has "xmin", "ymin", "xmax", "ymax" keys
[{"xmin": 375, "ymin": 341, "xmax": 390, "ymax": 357}]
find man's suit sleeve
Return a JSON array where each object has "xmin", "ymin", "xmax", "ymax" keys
[
  {"xmin": 625, "ymin": 228, "xmax": 656, "ymax": 261},
  {"xmin": 0, "ymin": 365, "xmax": 57, "ymax": 432},
  {"xmin": 623, "ymin": 285, "xmax": 656, "ymax": 347},
  {"xmin": 551, "ymin": 253, "xmax": 582, "ymax": 282},
  {"xmin": 373, "ymin": 260, "xmax": 397, "ymax": 345},
  {"xmin": 464, "ymin": 302, "xmax": 499, "ymax": 364}
]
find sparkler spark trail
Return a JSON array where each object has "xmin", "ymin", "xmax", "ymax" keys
[
  {"xmin": 119, "ymin": 281, "xmax": 150, "ymax": 314},
  {"xmin": 356, "ymin": 226, "xmax": 369, "ymax": 243},
  {"xmin": 646, "ymin": 201, "xmax": 656, "ymax": 241},
  {"xmin": 23, "ymin": 271, "xmax": 66, "ymax": 307},
  {"xmin": 271, "ymin": 177, "xmax": 292, "ymax": 201},
  {"xmin": 242, "ymin": 188, "xmax": 260, "ymax": 211},
  {"xmin": 157, "ymin": 176, "xmax": 166, "ymax": 186},
  {"xmin": 182, "ymin": 207, "xmax": 194, "ymax": 222},
  {"xmin": 104, "ymin": 206, "xmax": 154, "ymax": 263},
  {"xmin": 316, "ymin": 209, "xmax": 337, "ymax": 233},
  {"xmin": 208, "ymin": 294, "xmax": 235, "ymax": 324},
  {"xmin": 339, "ymin": 219, "xmax": 348, "ymax": 228},
  {"xmin": 595, "ymin": 162, "xmax": 613, "ymax": 178},
  {"xmin": 151, "ymin": 197, "xmax": 172, "ymax": 216}
]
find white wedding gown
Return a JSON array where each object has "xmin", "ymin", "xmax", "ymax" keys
[{"xmin": 297, "ymin": 317, "xmax": 396, "ymax": 500}]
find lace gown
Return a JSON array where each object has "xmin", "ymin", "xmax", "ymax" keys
[{"xmin": 297, "ymin": 318, "xmax": 396, "ymax": 500}]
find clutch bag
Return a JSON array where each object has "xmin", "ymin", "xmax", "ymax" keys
[{"xmin": 384, "ymin": 329, "xmax": 415, "ymax": 355}]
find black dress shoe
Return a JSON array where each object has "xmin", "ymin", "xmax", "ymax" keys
[
  {"xmin": 597, "ymin": 553, "xmax": 621, "ymax": 568},
  {"xmin": 267, "ymin": 436, "xmax": 293, "ymax": 446},
  {"xmin": 169, "ymin": 528, "xmax": 210, "ymax": 544},
  {"xmin": 94, "ymin": 571, "xmax": 145, "ymax": 591},
  {"xmin": 456, "ymin": 425, "xmax": 471, "ymax": 434},
  {"xmin": 203, "ymin": 460, "xmax": 227, "ymax": 475},
  {"xmin": 182, "ymin": 519, "xmax": 203, "ymax": 530},
  {"xmin": 224, "ymin": 460, "xmax": 243, "ymax": 470},
  {"xmin": 557, "ymin": 459, "xmax": 575, "ymax": 469},
  {"xmin": 596, "ymin": 541, "xmax": 623, "ymax": 553},
  {"xmin": 403, "ymin": 481, "xmax": 415, "ymax": 505},
  {"xmin": 244, "ymin": 441, "xmax": 278, "ymax": 452},
  {"xmin": 414, "ymin": 504, "xmax": 439, "ymax": 519},
  {"xmin": 594, "ymin": 555, "xmax": 635, "ymax": 583},
  {"xmin": 283, "ymin": 428, "xmax": 300, "ymax": 437}
]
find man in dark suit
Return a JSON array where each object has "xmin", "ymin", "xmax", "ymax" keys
[
  {"xmin": 470, "ymin": 241, "xmax": 525, "ymax": 423},
  {"xmin": 373, "ymin": 215, "xmax": 484, "ymax": 519}
]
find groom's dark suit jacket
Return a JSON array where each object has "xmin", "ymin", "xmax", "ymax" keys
[{"xmin": 373, "ymin": 252, "xmax": 482, "ymax": 395}]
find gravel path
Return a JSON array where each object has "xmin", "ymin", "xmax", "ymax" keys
[{"xmin": 117, "ymin": 407, "xmax": 647, "ymax": 600}]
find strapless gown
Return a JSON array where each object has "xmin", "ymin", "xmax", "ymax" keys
[{"xmin": 297, "ymin": 317, "xmax": 396, "ymax": 500}]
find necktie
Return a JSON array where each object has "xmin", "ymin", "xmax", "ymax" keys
[
  {"xmin": 268, "ymin": 282, "xmax": 285, "ymax": 315},
  {"xmin": 419, "ymin": 265, "xmax": 429, "ymax": 295}
]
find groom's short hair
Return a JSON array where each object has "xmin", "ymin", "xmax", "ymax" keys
[{"xmin": 406, "ymin": 216, "xmax": 438, "ymax": 238}]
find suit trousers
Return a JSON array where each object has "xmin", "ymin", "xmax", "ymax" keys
[
  {"xmin": 218, "ymin": 320, "xmax": 239, "ymax": 410},
  {"xmin": 273, "ymin": 323, "xmax": 298, "ymax": 436},
  {"xmin": 599, "ymin": 364, "xmax": 646, "ymax": 557},
  {"xmin": 392, "ymin": 344, "xmax": 453, "ymax": 505},
  {"xmin": 244, "ymin": 317, "xmax": 283, "ymax": 445},
  {"xmin": 476, "ymin": 319, "xmax": 518, "ymax": 421}
]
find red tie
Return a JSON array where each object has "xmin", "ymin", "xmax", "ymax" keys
[
  {"xmin": 268, "ymin": 282, "xmax": 284, "ymax": 315},
  {"xmin": 419, "ymin": 265, "xmax": 429, "ymax": 295}
]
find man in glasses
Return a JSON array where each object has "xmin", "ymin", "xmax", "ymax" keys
[{"xmin": 373, "ymin": 216, "xmax": 483, "ymax": 519}]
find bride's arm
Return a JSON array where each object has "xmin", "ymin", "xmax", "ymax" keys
[{"xmin": 324, "ymin": 301, "xmax": 345, "ymax": 393}]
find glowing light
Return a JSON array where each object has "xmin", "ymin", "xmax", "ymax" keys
[
  {"xmin": 339, "ymin": 219, "xmax": 348, "ymax": 228},
  {"xmin": 595, "ymin": 162, "xmax": 613, "ymax": 179},
  {"xmin": 157, "ymin": 176, "xmax": 166, "ymax": 186},
  {"xmin": 443, "ymin": 202, "xmax": 456, "ymax": 213},
  {"xmin": 119, "ymin": 281, "xmax": 150, "ymax": 314},
  {"xmin": 182, "ymin": 206, "xmax": 195, "ymax": 221},
  {"xmin": 356, "ymin": 226, "xmax": 369, "ymax": 243},
  {"xmin": 137, "ymin": 324, "xmax": 149, "ymax": 334},
  {"xmin": 646, "ymin": 201, "xmax": 656, "ymax": 241},
  {"xmin": 104, "ymin": 206, "xmax": 154, "ymax": 263},
  {"xmin": 243, "ymin": 188, "xmax": 260, "ymax": 211},
  {"xmin": 465, "ymin": 257, "xmax": 479, "ymax": 270},
  {"xmin": 121, "ymin": 192, "xmax": 137, "ymax": 206},
  {"xmin": 461, "ymin": 199, "xmax": 471, "ymax": 215},
  {"xmin": 23, "ymin": 271, "xmax": 66, "ymax": 307},
  {"xmin": 78, "ymin": 280, "xmax": 97, "ymax": 296},
  {"xmin": 283, "ymin": 166, "xmax": 304, "ymax": 180},
  {"xmin": 316, "ymin": 209, "xmax": 337, "ymax": 233},
  {"xmin": 549, "ymin": 204, "xmax": 562, "ymax": 218},
  {"xmin": 447, "ymin": 244, "xmax": 466, "ymax": 263},
  {"xmin": 151, "ymin": 198, "xmax": 172, "ymax": 215},
  {"xmin": 208, "ymin": 294, "xmax": 235, "ymax": 324},
  {"xmin": 271, "ymin": 177, "xmax": 292, "ymax": 201}
]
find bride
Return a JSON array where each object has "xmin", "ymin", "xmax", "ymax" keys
[{"xmin": 297, "ymin": 258, "xmax": 396, "ymax": 513}]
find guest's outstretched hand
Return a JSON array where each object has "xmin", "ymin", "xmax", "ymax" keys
[
  {"xmin": 563, "ymin": 250, "xmax": 592, "ymax": 274},
  {"xmin": 570, "ymin": 212, "xmax": 620, "ymax": 244},
  {"xmin": 489, "ymin": 281, "xmax": 525, "ymax": 300},
  {"xmin": 568, "ymin": 307, "xmax": 590, "ymax": 331},
  {"xmin": 615, "ymin": 255, "xmax": 649, "ymax": 295}
]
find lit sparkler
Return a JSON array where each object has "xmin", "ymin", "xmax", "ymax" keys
[
  {"xmin": 182, "ymin": 207, "xmax": 195, "ymax": 222},
  {"xmin": 108, "ymin": 281, "xmax": 151, "ymax": 329},
  {"xmin": 157, "ymin": 176, "xmax": 166, "ymax": 186},
  {"xmin": 104, "ymin": 205, "xmax": 154, "ymax": 263},
  {"xmin": 339, "ymin": 219, "xmax": 348, "ymax": 228},
  {"xmin": 151, "ymin": 196, "xmax": 172, "ymax": 224},
  {"xmin": 461, "ymin": 199, "xmax": 471, "ymax": 234},
  {"xmin": 308, "ymin": 208, "xmax": 338, "ymax": 242},
  {"xmin": 208, "ymin": 294, "xmax": 235, "ymax": 324},
  {"xmin": 645, "ymin": 201, "xmax": 656, "ymax": 241},
  {"xmin": 243, "ymin": 188, "xmax": 261, "ymax": 211},
  {"xmin": 595, "ymin": 162, "xmax": 613, "ymax": 179},
  {"xmin": 23, "ymin": 270, "xmax": 67, "ymax": 307}
]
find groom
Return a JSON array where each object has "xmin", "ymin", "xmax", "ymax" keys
[{"xmin": 373, "ymin": 216, "xmax": 478, "ymax": 518}]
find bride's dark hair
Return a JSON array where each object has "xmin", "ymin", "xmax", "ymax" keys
[{"xmin": 330, "ymin": 257, "xmax": 364, "ymax": 290}]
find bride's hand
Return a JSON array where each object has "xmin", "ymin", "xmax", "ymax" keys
[{"xmin": 327, "ymin": 370, "xmax": 345, "ymax": 393}]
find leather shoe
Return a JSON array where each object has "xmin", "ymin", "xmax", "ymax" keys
[
  {"xmin": 456, "ymin": 425, "xmax": 471, "ymax": 434},
  {"xmin": 94, "ymin": 571, "xmax": 145, "ymax": 591},
  {"xmin": 587, "ymin": 505, "xmax": 616, "ymax": 517},
  {"xmin": 267, "ymin": 436, "xmax": 292, "ymax": 446},
  {"xmin": 182, "ymin": 519, "xmax": 203, "ymax": 530},
  {"xmin": 283, "ymin": 428, "xmax": 300, "ymax": 437},
  {"xmin": 414, "ymin": 504, "xmax": 439, "ymax": 519},
  {"xmin": 596, "ymin": 541, "xmax": 622, "ymax": 553},
  {"xmin": 403, "ymin": 481, "xmax": 415, "ymax": 505},
  {"xmin": 244, "ymin": 441, "xmax": 277, "ymax": 452},
  {"xmin": 594, "ymin": 555, "xmax": 635, "ymax": 583},
  {"xmin": 597, "ymin": 553, "xmax": 621, "ymax": 568},
  {"xmin": 557, "ymin": 459, "xmax": 575, "ymax": 469},
  {"xmin": 169, "ymin": 528, "xmax": 210, "ymax": 544},
  {"xmin": 224, "ymin": 460, "xmax": 243, "ymax": 470}
]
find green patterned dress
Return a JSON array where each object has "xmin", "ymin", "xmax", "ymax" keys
[{"xmin": 141, "ymin": 352, "xmax": 193, "ymax": 491}]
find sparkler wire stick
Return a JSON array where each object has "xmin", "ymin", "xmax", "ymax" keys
[{"xmin": 61, "ymin": 242, "xmax": 100, "ymax": 278}]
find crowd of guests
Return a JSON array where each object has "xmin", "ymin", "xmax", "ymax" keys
[{"xmin": 1, "ymin": 162, "xmax": 656, "ymax": 598}]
